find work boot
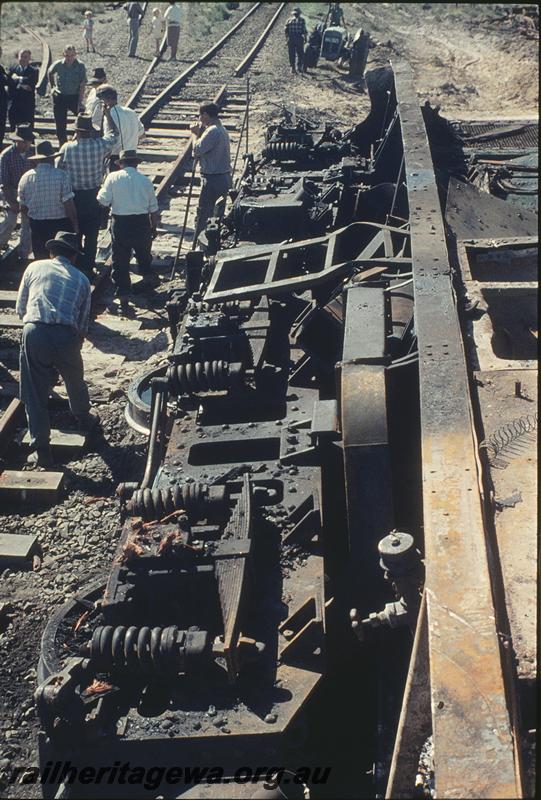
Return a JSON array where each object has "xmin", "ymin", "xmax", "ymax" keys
[
  {"xmin": 26, "ymin": 446, "xmax": 54, "ymax": 468},
  {"xmin": 120, "ymin": 297, "xmax": 135, "ymax": 317},
  {"xmin": 75, "ymin": 410, "xmax": 101, "ymax": 433},
  {"xmin": 136, "ymin": 273, "xmax": 160, "ymax": 292}
]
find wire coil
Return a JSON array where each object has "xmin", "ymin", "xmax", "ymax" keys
[{"xmin": 479, "ymin": 412, "xmax": 537, "ymax": 467}]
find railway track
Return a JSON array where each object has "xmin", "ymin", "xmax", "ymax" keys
[
  {"xmin": 0, "ymin": 2, "xmax": 287, "ymax": 329},
  {"xmin": 0, "ymin": 2, "xmax": 287, "ymax": 434}
]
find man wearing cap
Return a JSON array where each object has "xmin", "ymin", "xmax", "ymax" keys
[
  {"xmin": 58, "ymin": 113, "xmax": 118, "ymax": 279},
  {"xmin": 285, "ymin": 7, "xmax": 307, "ymax": 74},
  {"xmin": 85, "ymin": 67, "xmax": 107, "ymax": 131},
  {"xmin": 0, "ymin": 124, "xmax": 34, "ymax": 258},
  {"xmin": 16, "ymin": 231, "xmax": 94, "ymax": 467},
  {"xmin": 97, "ymin": 149, "xmax": 159, "ymax": 312},
  {"xmin": 96, "ymin": 84, "xmax": 144, "ymax": 172},
  {"xmin": 48, "ymin": 46, "xmax": 87, "ymax": 146},
  {"xmin": 18, "ymin": 140, "xmax": 79, "ymax": 260},
  {"xmin": 190, "ymin": 101, "xmax": 231, "ymax": 243},
  {"xmin": 8, "ymin": 49, "xmax": 38, "ymax": 130}
]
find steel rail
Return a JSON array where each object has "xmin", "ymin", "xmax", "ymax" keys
[
  {"xmin": 138, "ymin": 2, "xmax": 262, "ymax": 127},
  {"xmin": 155, "ymin": 0, "xmax": 282, "ymax": 202},
  {"xmin": 21, "ymin": 26, "xmax": 51, "ymax": 97},
  {"xmin": 390, "ymin": 62, "xmax": 520, "ymax": 798},
  {"xmin": 234, "ymin": 2, "xmax": 287, "ymax": 77}
]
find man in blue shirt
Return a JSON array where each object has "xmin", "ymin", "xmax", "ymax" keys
[{"xmin": 16, "ymin": 231, "xmax": 97, "ymax": 466}]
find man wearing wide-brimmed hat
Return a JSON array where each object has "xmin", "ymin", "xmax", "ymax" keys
[
  {"xmin": 16, "ymin": 231, "xmax": 96, "ymax": 467},
  {"xmin": 18, "ymin": 140, "xmax": 79, "ymax": 260},
  {"xmin": 58, "ymin": 113, "xmax": 118, "ymax": 279},
  {"xmin": 85, "ymin": 67, "xmax": 107, "ymax": 131},
  {"xmin": 97, "ymin": 149, "xmax": 159, "ymax": 313},
  {"xmin": 0, "ymin": 123, "xmax": 34, "ymax": 258}
]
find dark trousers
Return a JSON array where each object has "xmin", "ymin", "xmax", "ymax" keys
[
  {"xmin": 287, "ymin": 36, "xmax": 304, "ymax": 71},
  {"xmin": 0, "ymin": 98, "xmax": 6, "ymax": 150},
  {"xmin": 194, "ymin": 172, "xmax": 232, "ymax": 241},
  {"xmin": 111, "ymin": 214, "xmax": 152, "ymax": 296},
  {"xmin": 20, "ymin": 322, "xmax": 90, "ymax": 448},
  {"xmin": 29, "ymin": 217, "xmax": 72, "ymax": 260},
  {"xmin": 8, "ymin": 98, "xmax": 35, "ymax": 130},
  {"xmin": 53, "ymin": 93, "xmax": 79, "ymax": 145},
  {"xmin": 74, "ymin": 188, "xmax": 100, "ymax": 274}
]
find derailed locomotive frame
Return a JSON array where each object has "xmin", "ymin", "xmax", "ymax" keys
[{"xmin": 33, "ymin": 65, "xmax": 521, "ymax": 799}]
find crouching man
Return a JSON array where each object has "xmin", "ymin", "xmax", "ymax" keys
[{"xmin": 16, "ymin": 231, "xmax": 97, "ymax": 467}]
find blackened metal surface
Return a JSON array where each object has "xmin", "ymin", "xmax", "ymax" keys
[
  {"xmin": 445, "ymin": 177, "xmax": 539, "ymax": 241},
  {"xmin": 452, "ymin": 120, "xmax": 538, "ymax": 150},
  {"xmin": 394, "ymin": 63, "xmax": 520, "ymax": 798}
]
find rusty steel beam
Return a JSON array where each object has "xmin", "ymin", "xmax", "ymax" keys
[{"xmin": 393, "ymin": 63, "xmax": 521, "ymax": 798}]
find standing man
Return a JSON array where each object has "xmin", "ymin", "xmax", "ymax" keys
[
  {"xmin": 97, "ymin": 149, "xmax": 159, "ymax": 313},
  {"xmin": 285, "ymin": 7, "xmax": 307, "ymax": 74},
  {"xmin": 85, "ymin": 67, "xmax": 107, "ymax": 131},
  {"xmin": 163, "ymin": 1, "xmax": 182, "ymax": 62},
  {"xmin": 16, "ymin": 231, "xmax": 94, "ymax": 467},
  {"xmin": 329, "ymin": 3, "xmax": 345, "ymax": 27},
  {"xmin": 0, "ymin": 47, "xmax": 9, "ymax": 150},
  {"xmin": 18, "ymin": 140, "xmax": 79, "ymax": 260},
  {"xmin": 0, "ymin": 124, "xmax": 34, "ymax": 259},
  {"xmin": 123, "ymin": 1, "xmax": 144, "ymax": 58},
  {"xmin": 48, "ymin": 46, "xmax": 87, "ymax": 146},
  {"xmin": 95, "ymin": 85, "xmax": 145, "ymax": 171},
  {"xmin": 57, "ymin": 114, "xmax": 118, "ymax": 280},
  {"xmin": 8, "ymin": 49, "xmax": 38, "ymax": 130},
  {"xmin": 190, "ymin": 102, "xmax": 231, "ymax": 243}
]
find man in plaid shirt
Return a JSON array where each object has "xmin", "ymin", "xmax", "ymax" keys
[
  {"xmin": 0, "ymin": 123, "xmax": 34, "ymax": 258},
  {"xmin": 285, "ymin": 7, "xmax": 307, "ymax": 74},
  {"xmin": 58, "ymin": 113, "xmax": 118, "ymax": 278},
  {"xmin": 16, "ymin": 231, "xmax": 95, "ymax": 467},
  {"xmin": 18, "ymin": 140, "xmax": 79, "ymax": 259}
]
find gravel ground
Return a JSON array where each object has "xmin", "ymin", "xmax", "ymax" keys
[{"xmin": 0, "ymin": 2, "xmax": 538, "ymax": 797}]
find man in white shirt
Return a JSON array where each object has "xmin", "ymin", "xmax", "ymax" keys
[
  {"xmin": 164, "ymin": 1, "xmax": 182, "ymax": 61},
  {"xmin": 95, "ymin": 84, "xmax": 144, "ymax": 171},
  {"xmin": 97, "ymin": 149, "xmax": 160, "ymax": 313},
  {"xmin": 85, "ymin": 67, "xmax": 107, "ymax": 131}
]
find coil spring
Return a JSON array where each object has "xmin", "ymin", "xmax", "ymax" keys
[
  {"xmin": 188, "ymin": 300, "xmax": 240, "ymax": 315},
  {"xmin": 265, "ymin": 142, "xmax": 303, "ymax": 158},
  {"xmin": 90, "ymin": 625, "xmax": 183, "ymax": 675},
  {"xmin": 479, "ymin": 412, "xmax": 537, "ymax": 466},
  {"xmin": 167, "ymin": 360, "xmax": 230, "ymax": 395},
  {"xmin": 126, "ymin": 483, "xmax": 209, "ymax": 521}
]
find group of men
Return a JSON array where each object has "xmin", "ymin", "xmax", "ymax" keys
[
  {"xmin": 2, "ymin": 91, "xmax": 231, "ymax": 467},
  {"xmin": 123, "ymin": 1, "xmax": 182, "ymax": 61}
]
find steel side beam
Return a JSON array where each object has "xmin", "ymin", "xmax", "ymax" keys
[{"xmin": 393, "ymin": 63, "xmax": 520, "ymax": 798}]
